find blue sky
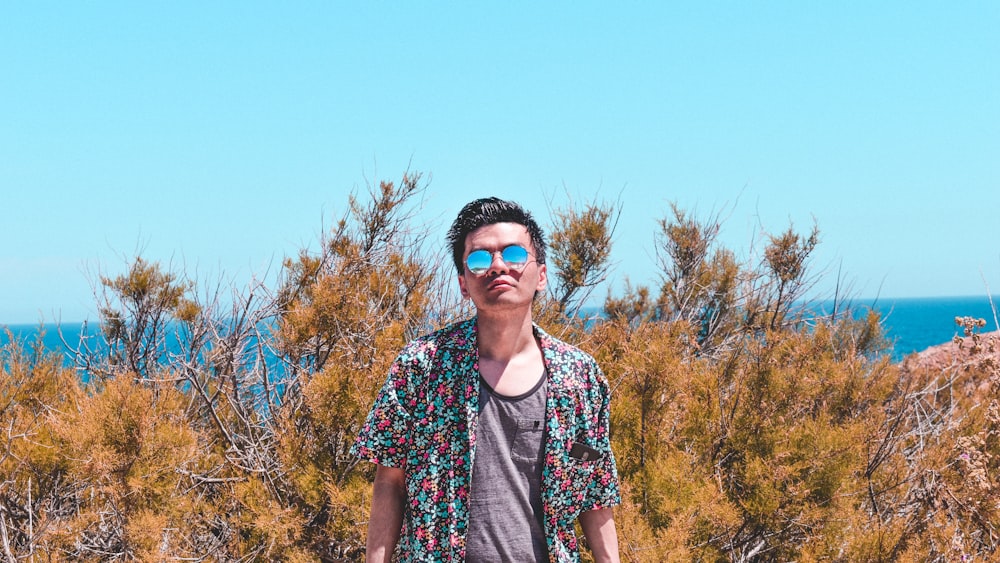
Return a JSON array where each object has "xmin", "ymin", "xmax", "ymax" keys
[{"xmin": 2, "ymin": 3, "xmax": 998, "ymax": 324}]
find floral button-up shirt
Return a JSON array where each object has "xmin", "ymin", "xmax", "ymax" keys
[{"xmin": 351, "ymin": 317, "xmax": 620, "ymax": 562}]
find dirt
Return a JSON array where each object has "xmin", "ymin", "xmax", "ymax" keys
[{"xmin": 900, "ymin": 330, "xmax": 1000, "ymax": 374}]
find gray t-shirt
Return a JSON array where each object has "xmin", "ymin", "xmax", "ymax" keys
[{"xmin": 465, "ymin": 371, "xmax": 548, "ymax": 562}]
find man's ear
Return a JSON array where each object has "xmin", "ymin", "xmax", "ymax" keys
[
  {"xmin": 535, "ymin": 263, "xmax": 547, "ymax": 293},
  {"xmin": 458, "ymin": 273, "xmax": 470, "ymax": 298}
]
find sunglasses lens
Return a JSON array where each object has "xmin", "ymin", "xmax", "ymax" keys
[
  {"xmin": 502, "ymin": 245, "xmax": 529, "ymax": 268},
  {"xmin": 466, "ymin": 250, "xmax": 492, "ymax": 274},
  {"xmin": 465, "ymin": 245, "xmax": 530, "ymax": 275}
]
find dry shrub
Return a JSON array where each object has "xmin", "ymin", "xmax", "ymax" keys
[{"xmin": 6, "ymin": 181, "xmax": 998, "ymax": 561}]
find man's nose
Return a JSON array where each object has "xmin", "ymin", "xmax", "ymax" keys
[{"xmin": 487, "ymin": 251, "xmax": 509, "ymax": 275}]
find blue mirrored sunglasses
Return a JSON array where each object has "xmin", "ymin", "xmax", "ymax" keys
[{"xmin": 465, "ymin": 245, "xmax": 530, "ymax": 275}]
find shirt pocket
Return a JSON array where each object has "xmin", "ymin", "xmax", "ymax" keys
[
  {"xmin": 552, "ymin": 445, "xmax": 600, "ymax": 514},
  {"xmin": 511, "ymin": 417, "xmax": 545, "ymax": 465},
  {"xmin": 563, "ymin": 432, "xmax": 605, "ymax": 472}
]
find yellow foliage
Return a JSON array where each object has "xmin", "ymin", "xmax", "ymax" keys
[{"xmin": 9, "ymin": 180, "xmax": 1000, "ymax": 560}]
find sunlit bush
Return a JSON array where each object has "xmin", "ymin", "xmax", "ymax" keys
[{"xmin": 3, "ymin": 176, "xmax": 997, "ymax": 561}]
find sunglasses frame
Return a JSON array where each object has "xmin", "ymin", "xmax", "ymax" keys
[{"xmin": 465, "ymin": 245, "xmax": 531, "ymax": 276}]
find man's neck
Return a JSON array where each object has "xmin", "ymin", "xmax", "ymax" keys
[
  {"xmin": 475, "ymin": 309, "xmax": 546, "ymax": 396},
  {"xmin": 475, "ymin": 309, "xmax": 536, "ymax": 363}
]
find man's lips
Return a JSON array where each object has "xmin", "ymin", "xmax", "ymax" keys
[{"xmin": 487, "ymin": 279, "xmax": 515, "ymax": 290}]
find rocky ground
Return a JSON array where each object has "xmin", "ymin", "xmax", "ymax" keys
[{"xmin": 900, "ymin": 329, "xmax": 1000, "ymax": 374}]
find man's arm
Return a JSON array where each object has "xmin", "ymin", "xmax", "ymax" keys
[
  {"xmin": 366, "ymin": 464, "xmax": 406, "ymax": 563},
  {"xmin": 579, "ymin": 507, "xmax": 620, "ymax": 563}
]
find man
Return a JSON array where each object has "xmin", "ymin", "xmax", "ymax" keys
[{"xmin": 351, "ymin": 197, "xmax": 620, "ymax": 562}]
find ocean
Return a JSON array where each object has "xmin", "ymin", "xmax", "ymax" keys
[
  {"xmin": 854, "ymin": 295, "xmax": 998, "ymax": 359},
  {"xmin": 2, "ymin": 295, "xmax": 998, "ymax": 363}
]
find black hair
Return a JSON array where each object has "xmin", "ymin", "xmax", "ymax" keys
[{"xmin": 446, "ymin": 197, "xmax": 547, "ymax": 275}]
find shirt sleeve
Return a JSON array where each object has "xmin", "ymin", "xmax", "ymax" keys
[
  {"xmin": 350, "ymin": 351, "xmax": 416, "ymax": 468},
  {"xmin": 582, "ymin": 364, "xmax": 622, "ymax": 512}
]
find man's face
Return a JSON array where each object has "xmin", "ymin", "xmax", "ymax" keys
[{"xmin": 457, "ymin": 222, "xmax": 547, "ymax": 312}]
